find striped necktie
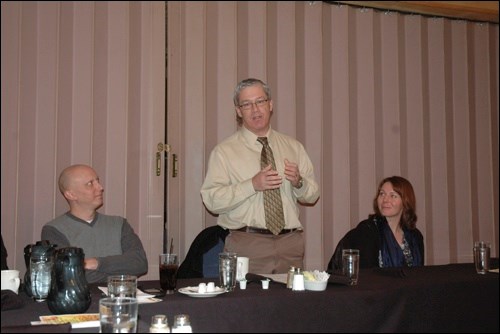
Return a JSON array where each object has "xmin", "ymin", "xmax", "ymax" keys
[{"xmin": 257, "ymin": 137, "xmax": 285, "ymax": 235}]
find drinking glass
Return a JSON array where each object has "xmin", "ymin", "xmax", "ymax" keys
[
  {"xmin": 107, "ymin": 275, "xmax": 137, "ymax": 298},
  {"xmin": 30, "ymin": 254, "xmax": 53, "ymax": 301},
  {"xmin": 219, "ymin": 252, "xmax": 237, "ymax": 292},
  {"xmin": 159, "ymin": 253, "xmax": 179, "ymax": 294},
  {"xmin": 473, "ymin": 241, "xmax": 491, "ymax": 274},
  {"xmin": 99, "ymin": 297, "xmax": 138, "ymax": 333},
  {"xmin": 342, "ymin": 249, "xmax": 360, "ymax": 285}
]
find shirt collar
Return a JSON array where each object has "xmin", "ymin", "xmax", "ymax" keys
[{"xmin": 240, "ymin": 126, "xmax": 274, "ymax": 148}]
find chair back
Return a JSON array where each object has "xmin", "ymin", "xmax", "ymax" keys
[
  {"xmin": 202, "ymin": 238, "xmax": 225, "ymax": 278},
  {"xmin": 177, "ymin": 225, "xmax": 229, "ymax": 279}
]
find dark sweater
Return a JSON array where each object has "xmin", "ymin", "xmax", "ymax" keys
[{"xmin": 42, "ymin": 212, "xmax": 148, "ymax": 283}]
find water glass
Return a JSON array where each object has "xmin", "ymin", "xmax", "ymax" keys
[
  {"xmin": 30, "ymin": 254, "xmax": 53, "ymax": 301},
  {"xmin": 342, "ymin": 249, "xmax": 360, "ymax": 285},
  {"xmin": 219, "ymin": 252, "xmax": 237, "ymax": 292},
  {"xmin": 99, "ymin": 297, "xmax": 138, "ymax": 333},
  {"xmin": 107, "ymin": 275, "xmax": 137, "ymax": 298},
  {"xmin": 473, "ymin": 241, "xmax": 491, "ymax": 274}
]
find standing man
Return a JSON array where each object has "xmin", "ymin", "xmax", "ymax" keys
[
  {"xmin": 42, "ymin": 164, "xmax": 148, "ymax": 283},
  {"xmin": 201, "ymin": 78, "xmax": 320, "ymax": 274}
]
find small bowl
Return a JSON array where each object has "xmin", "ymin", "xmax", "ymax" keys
[{"xmin": 304, "ymin": 280, "xmax": 328, "ymax": 291}]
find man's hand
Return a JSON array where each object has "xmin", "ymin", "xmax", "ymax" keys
[
  {"xmin": 252, "ymin": 164, "xmax": 283, "ymax": 191},
  {"xmin": 284, "ymin": 159, "xmax": 302, "ymax": 188},
  {"xmin": 84, "ymin": 257, "xmax": 99, "ymax": 270}
]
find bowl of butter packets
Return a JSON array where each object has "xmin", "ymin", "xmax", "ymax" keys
[{"xmin": 303, "ymin": 270, "xmax": 330, "ymax": 291}]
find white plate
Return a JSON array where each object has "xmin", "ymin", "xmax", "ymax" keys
[{"xmin": 178, "ymin": 286, "xmax": 226, "ymax": 298}]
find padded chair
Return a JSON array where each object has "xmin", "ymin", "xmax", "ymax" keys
[{"xmin": 177, "ymin": 225, "xmax": 229, "ymax": 279}]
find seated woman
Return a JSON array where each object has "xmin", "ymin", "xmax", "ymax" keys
[{"xmin": 328, "ymin": 176, "xmax": 424, "ymax": 272}]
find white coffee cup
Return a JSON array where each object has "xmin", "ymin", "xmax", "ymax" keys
[
  {"xmin": 1, "ymin": 269, "xmax": 21, "ymax": 294},
  {"xmin": 236, "ymin": 256, "xmax": 249, "ymax": 281}
]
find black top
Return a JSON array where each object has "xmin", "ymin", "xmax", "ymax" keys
[
  {"xmin": 327, "ymin": 216, "xmax": 424, "ymax": 273},
  {"xmin": 1, "ymin": 234, "xmax": 8, "ymax": 270}
]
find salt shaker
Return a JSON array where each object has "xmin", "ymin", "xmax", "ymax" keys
[
  {"xmin": 171, "ymin": 314, "xmax": 192, "ymax": 333},
  {"xmin": 150, "ymin": 314, "xmax": 170, "ymax": 333},
  {"xmin": 292, "ymin": 268, "xmax": 305, "ymax": 291},
  {"xmin": 287, "ymin": 266, "xmax": 295, "ymax": 289}
]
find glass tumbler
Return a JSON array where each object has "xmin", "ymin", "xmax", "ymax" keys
[{"xmin": 30, "ymin": 254, "xmax": 53, "ymax": 302}]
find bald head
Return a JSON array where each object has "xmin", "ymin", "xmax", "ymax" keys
[{"xmin": 58, "ymin": 164, "xmax": 95, "ymax": 194}]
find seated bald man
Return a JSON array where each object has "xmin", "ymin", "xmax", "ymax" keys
[{"xmin": 42, "ymin": 164, "xmax": 148, "ymax": 283}]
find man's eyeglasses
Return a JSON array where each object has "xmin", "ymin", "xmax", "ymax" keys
[{"xmin": 238, "ymin": 99, "xmax": 269, "ymax": 111}]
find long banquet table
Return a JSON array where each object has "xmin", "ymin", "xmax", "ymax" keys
[{"xmin": 1, "ymin": 262, "xmax": 498, "ymax": 333}]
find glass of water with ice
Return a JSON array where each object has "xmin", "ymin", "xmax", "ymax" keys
[{"xmin": 30, "ymin": 254, "xmax": 53, "ymax": 301}]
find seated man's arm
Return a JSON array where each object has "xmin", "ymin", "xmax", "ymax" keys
[
  {"xmin": 88, "ymin": 219, "xmax": 148, "ymax": 281},
  {"xmin": 41, "ymin": 225, "xmax": 71, "ymax": 248}
]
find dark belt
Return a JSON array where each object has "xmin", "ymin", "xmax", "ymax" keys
[{"xmin": 235, "ymin": 226, "xmax": 300, "ymax": 235}]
